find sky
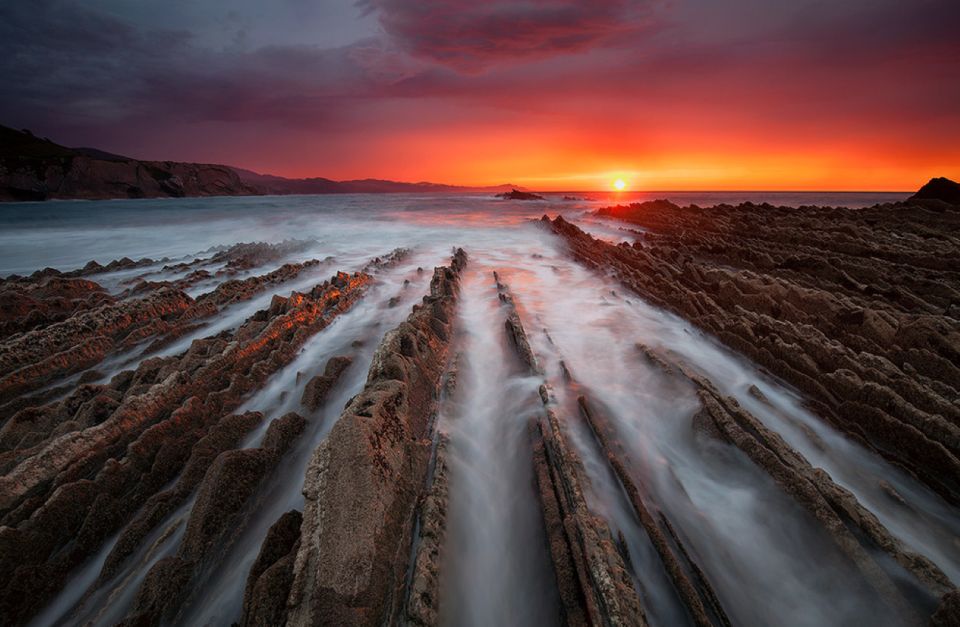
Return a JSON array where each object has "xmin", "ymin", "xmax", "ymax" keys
[{"xmin": 1, "ymin": 0, "xmax": 958, "ymax": 191}]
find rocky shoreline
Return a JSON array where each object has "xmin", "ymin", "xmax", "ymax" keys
[
  {"xmin": 548, "ymin": 185, "xmax": 960, "ymax": 508},
  {"xmin": 0, "ymin": 182, "xmax": 957, "ymax": 625}
]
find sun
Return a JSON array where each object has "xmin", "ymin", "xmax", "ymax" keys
[{"xmin": 613, "ymin": 178, "xmax": 626, "ymax": 191}]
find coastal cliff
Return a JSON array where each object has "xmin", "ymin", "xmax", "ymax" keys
[
  {"xmin": 0, "ymin": 125, "xmax": 521, "ymax": 201},
  {"xmin": 0, "ymin": 126, "xmax": 260, "ymax": 201}
]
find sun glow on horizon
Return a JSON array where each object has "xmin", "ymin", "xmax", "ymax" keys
[{"xmin": 613, "ymin": 178, "xmax": 627, "ymax": 191}]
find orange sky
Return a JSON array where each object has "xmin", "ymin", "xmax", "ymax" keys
[{"xmin": 4, "ymin": 0, "xmax": 958, "ymax": 191}]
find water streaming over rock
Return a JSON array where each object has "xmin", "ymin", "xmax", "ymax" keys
[{"xmin": 1, "ymin": 191, "xmax": 954, "ymax": 626}]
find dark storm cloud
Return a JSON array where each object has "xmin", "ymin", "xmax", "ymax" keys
[
  {"xmin": 358, "ymin": 0, "xmax": 654, "ymax": 71},
  {"xmin": 0, "ymin": 0, "xmax": 414, "ymax": 134}
]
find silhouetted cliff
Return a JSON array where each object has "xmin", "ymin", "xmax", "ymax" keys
[{"xmin": 0, "ymin": 126, "xmax": 260, "ymax": 201}]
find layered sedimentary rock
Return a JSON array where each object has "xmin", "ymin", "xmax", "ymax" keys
[
  {"xmin": 241, "ymin": 510, "xmax": 304, "ymax": 627},
  {"xmin": 119, "ymin": 412, "xmax": 306, "ymax": 625},
  {"xmin": 238, "ymin": 353, "xmax": 358, "ymax": 626},
  {"xmin": 0, "ymin": 276, "xmax": 113, "ymax": 339},
  {"xmin": 0, "ymin": 287, "xmax": 201, "ymax": 405},
  {"xmin": 636, "ymin": 344, "xmax": 952, "ymax": 622},
  {"xmin": 300, "ymin": 355, "xmax": 353, "ymax": 412},
  {"xmin": 545, "ymin": 198, "xmax": 960, "ymax": 506},
  {"xmin": 496, "ymin": 274, "xmax": 648, "ymax": 627},
  {"xmin": 99, "ymin": 410, "xmax": 266, "ymax": 581},
  {"xmin": 402, "ymin": 351, "xmax": 461, "ymax": 626},
  {"xmin": 0, "ymin": 270, "xmax": 372, "ymax": 624},
  {"xmin": 404, "ymin": 432, "xmax": 453, "ymax": 626},
  {"xmin": 286, "ymin": 249, "xmax": 466, "ymax": 626},
  {"xmin": 0, "ymin": 245, "xmax": 327, "ymax": 413}
]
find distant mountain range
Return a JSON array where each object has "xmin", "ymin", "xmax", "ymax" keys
[{"xmin": 0, "ymin": 125, "xmax": 521, "ymax": 201}]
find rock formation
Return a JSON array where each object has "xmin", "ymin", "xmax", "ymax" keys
[
  {"xmin": 546, "ymin": 192, "xmax": 960, "ymax": 506},
  {"xmin": 496, "ymin": 189, "xmax": 545, "ymax": 201},
  {"xmin": 0, "ymin": 125, "xmax": 260, "ymax": 201},
  {"xmin": 0, "ymin": 269, "xmax": 372, "ymax": 624},
  {"xmin": 909, "ymin": 177, "xmax": 960, "ymax": 205},
  {"xmin": 285, "ymin": 249, "xmax": 466, "ymax": 626}
]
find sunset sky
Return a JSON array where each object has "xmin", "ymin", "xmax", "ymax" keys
[{"xmin": 2, "ymin": 0, "xmax": 958, "ymax": 190}]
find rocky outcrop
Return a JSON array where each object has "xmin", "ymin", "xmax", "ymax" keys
[
  {"xmin": 0, "ymin": 287, "xmax": 199, "ymax": 404},
  {"xmin": 0, "ymin": 276, "xmax": 113, "ymax": 339},
  {"xmin": 575, "ymin": 390, "xmax": 731, "ymax": 627},
  {"xmin": 121, "ymin": 412, "xmax": 306, "ymax": 625},
  {"xmin": 545, "ymin": 196, "xmax": 960, "ymax": 506},
  {"xmin": 99, "ymin": 411, "xmax": 265, "ymax": 581},
  {"xmin": 495, "ymin": 275, "xmax": 647, "ymax": 627},
  {"xmin": 0, "ymin": 251, "xmax": 328, "ymax": 412},
  {"xmin": 241, "ymin": 510, "xmax": 303, "ymax": 627},
  {"xmin": 496, "ymin": 189, "xmax": 545, "ymax": 201},
  {"xmin": 909, "ymin": 177, "xmax": 960, "ymax": 205},
  {"xmin": 403, "ymin": 355, "xmax": 461, "ymax": 626},
  {"xmin": 300, "ymin": 355, "xmax": 353, "ymax": 412},
  {"xmin": 286, "ymin": 249, "xmax": 466, "ymax": 626},
  {"xmin": 404, "ymin": 432, "xmax": 453, "ymax": 627},
  {"xmin": 637, "ymin": 344, "xmax": 951, "ymax": 622},
  {"xmin": 931, "ymin": 589, "xmax": 960, "ymax": 627},
  {"xmin": 0, "ymin": 125, "xmax": 260, "ymax": 201},
  {"xmin": 0, "ymin": 270, "xmax": 372, "ymax": 625}
]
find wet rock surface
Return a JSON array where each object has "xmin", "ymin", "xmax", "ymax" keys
[
  {"xmin": 546, "ymin": 193, "xmax": 960, "ymax": 506},
  {"xmin": 122, "ymin": 412, "xmax": 306, "ymax": 625},
  {"xmin": 301, "ymin": 355, "xmax": 353, "ymax": 412},
  {"xmin": 497, "ymin": 277, "xmax": 648, "ymax": 627},
  {"xmin": 2, "ymin": 190, "xmax": 958, "ymax": 627},
  {"xmin": 0, "ymin": 243, "xmax": 328, "ymax": 413},
  {"xmin": 0, "ymin": 276, "xmax": 113, "ymax": 339},
  {"xmin": 241, "ymin": 510, "xmax": 303, "ymax": 627},
  {"xmin": 0, "ymin": 268, "xmax": 372, "ymax": 624},
  {"xmin": 286, "ymin": 249, "xmax": 466, "ymax": 626}
]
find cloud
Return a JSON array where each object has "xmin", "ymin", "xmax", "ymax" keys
[
  {"xmin": 359, "ymin": 0, "xmax": 655, "ymax": 71},
  {"xmin": 0, "ymin": 1, "xmax": 417, "ymax": 133}
]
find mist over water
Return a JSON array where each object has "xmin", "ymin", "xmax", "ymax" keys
[{"xmin": 8, "ymin": 192, "xmax": 955, "ymax": 626}]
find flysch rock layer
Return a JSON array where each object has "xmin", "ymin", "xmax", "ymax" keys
[
  {"xmin": 543, "ymin": 205, "xmax": 960, "ymax": 507},
  {"xmin": 0, "ymin": 243, "xmax": 329, "ymax": 411},
  {"xmin": 285, "ymin": 248, "xmax": 467, "ymax": 626},
  {"xmin": 238, "ymin": 353, "xmax": 357, "ymax": 626},
  {"xmin": 0, "ymin": 270, "xmax": 372, "ymax": 625},
  {"xmin": 636, "ymin": 343, "xmax": 953, "ymax": 625},
  {"xmin": 400, "ymin": 349, "xmax": 461, "ymax": 626},
  {"xmin": 494, "ymin": 273, "xmax": 648, "ymax": 627},
  {"xmin": 118, "ymin": 411, "xmax": 306, "ymax": 626}
]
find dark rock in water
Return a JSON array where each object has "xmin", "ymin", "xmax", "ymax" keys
[
  {"xmin": 496, "ymin": 188, "xmax": 545, "ymax": 200},
  {"xmin": 498, "ymin": 283, "xmax": 646, "ymax": 627},
  {"xmin": 545, "ymin": 199, "xmax": 960, "ymax": 508},
  {"xmin": 301, "ymin": 355, "xmax": 353, "ymax": 411},
  {"xmin": 286, "ymin": 249, "xmax": 467, "ymax": 626},
  {"xmin": 595, "ymin": 198, "xmax": 681, "ymax": 220},
  {"xmin": 931, "ymin": 589, "xmax": 960, "ymax": 627},
  {"xmin": 241, "ymin": 510, "xmax": 303, "ymax": 627},
  {"xmin": 99, "ymin": 411, "xmax": 265, "ymax": 582},
  {"xmin": 126, "ymin": 411, "xmax": 306, "ymax": 624},
  {"xmin": 909, "ymin": 177, "xmax": 960, "ymax": 204},
  {"xmin": 0, "ymin": 270, "xmax": 371, "ymax": 625},
  {"xmin": 182, "ymin": 412, "xmax": 305, "ymax": 563},
  {"xmin": 118, "ymin": 556, "xmax": 194, "ymax": 626},
  {"xmin": 0, "ymin": 276, "xmax": 113, "ymax": 339}
]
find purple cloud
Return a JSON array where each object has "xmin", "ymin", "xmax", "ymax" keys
[{"xmin": 359, "ymin": 0, "xmax": 654, "ymax": 71}]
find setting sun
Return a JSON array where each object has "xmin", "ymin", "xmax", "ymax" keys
[{"xmin": 613, "ymin": 178, "xmax": 626, "ymax": 191}]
